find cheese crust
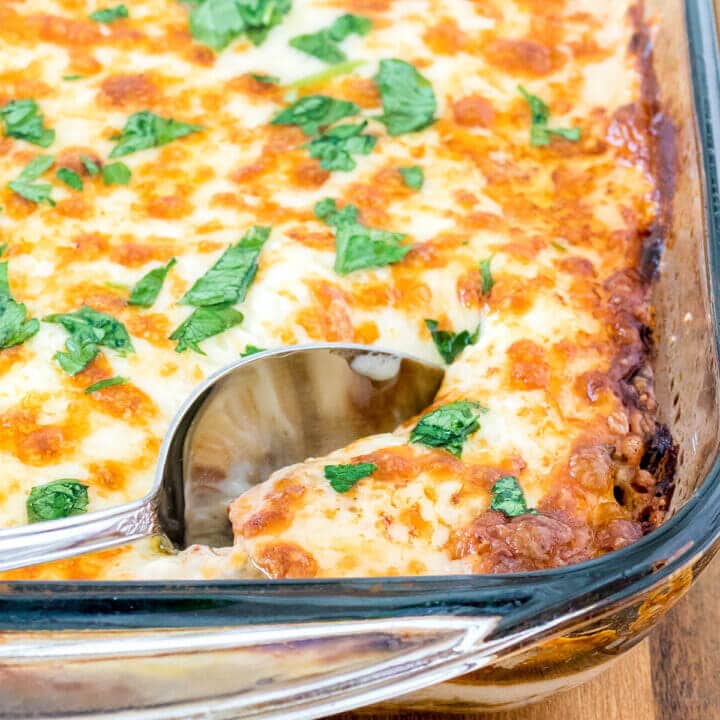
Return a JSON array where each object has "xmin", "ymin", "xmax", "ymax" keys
[{"xmin": 0, "ymin": 0, "xmax": 674, "ymax": 580}]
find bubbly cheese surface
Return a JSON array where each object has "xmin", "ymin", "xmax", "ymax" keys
[{"xmin": 0, "ymin": 0, "xmax": 672, "ymax": 580}]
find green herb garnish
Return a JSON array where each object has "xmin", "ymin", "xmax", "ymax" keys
[
  {"xmin": 128, "ymin": 258, "xmax": 176, "ymax": 308},
  {"xmin": 109, "ymin": 111, "xmax": 203, "ymax": 158},
  {"xmin": 399, "ymin": 165, "xmax": 423, "ymax": 190},
  {"xmin": 290, "ymin": 13, "xmax": 371, "ymax": 64},
  {"xmin": 56, "ymin": 167, "xmax": 83, "ymax": 191},
  {"xmin": 0, "ymin": 99, "xmax": 55, "ymax": 148},
  {"xmin": 8, "ymin": 155, "xmax": 55, "ymax": 206},
  {"xmin": 89, "ymin": 4, "xmax": 128, "ymax": 22},
  {"xmin": 551, "ymin": 241, "xmax": 568, "ymax": 252},
  {"xmin": 289, "ymin": 59, "xmax": 365, "ymax": 89},
  {"xmin": 190, "ymin": 0, "xmax": 291, "ymax": 51},
  {"xmin": 307, "ymin": 120, "xmax": 376, "ymax": 171},
  {"xmin": 27, "ymin": 479, "xmax": 89, "ymax": 523},
  {"xmin": 490, "ymin": 475, "xmax": 532, "ymax": 517},
  {"xmin": 0, "ymin": 261, "xmax": 40, "ymax": 350},
  {"xmin": 424, "ymin": 319, "xmax": 479, "ymax": 364},
  {"xmin": 241, "ymin": 344, "xmax": 265, "ymax": 356},
  {"xmin": 63, "ymin": 75, "xmax": 84, "ymax": 81},
  {"xmin": 518, "ymin": 86, "xmax": 580, "ymax": 147},
  {"xmin": 85, "ymin": 376, "xmax": 127, "ymax": 394},
  {"xmin": 314, "ymin": 198, "xmax": 409, "ymax": 274},
  {"xmin": 250, "ymin": 73, "xmax": 280, "ymax": 84},
  {"xmin": 324, "ymin": 462, "xmax": 376, "ymax": 492},
  {"xmin": 410, "ymin": 400, "xmax": 485, "ymax": 457},
  {"xmin": 170, "ymin": 304, "xmax": 244, "ymax": 354},
  {"xmin": 44, "ymin": 306, "xmax": 134, "ymax": 375},
  {"xmin": 180, "ymin": 226, "xmax": 269, "ymax": 307},
  {"xmin": 102, "ymin": 161, "xmax": 131, "ymax": 185},
  {"xmin": 80, "ymin": 156, "xmax": 100, "ymax": 176},
  {"xmin": 271, "ymin": 95, "xmax": 359, "ymax": 136},
  {"xmin": 373, "ymin": 59, "xmax": 437, "ymax": 136},
  {"xmin": 479, "ymin": 256, "xmax": 494, "ymax": 295}
]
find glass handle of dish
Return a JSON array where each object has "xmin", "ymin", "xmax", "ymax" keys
[
  {"xmin": 0, "ymin": 615, "xmax": 515, "ymax": 717},
  {"xmin": 0, "ymin": 500, "xmax": 158, "ymax": 572}
]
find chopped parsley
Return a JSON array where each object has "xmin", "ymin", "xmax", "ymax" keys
[
  {"xmin": 490, "ymin": 475, "xmax": 532, "ymax": 518},
  {"xmin": 518, "ymin": 86, "xmax": 581, "ymax": 147},
  {"xmin": 8, "ymin": 155, "xmax": 55, "ymax": 206},
  {"xmin": 85, "ymin": 376, "xmax": 127, "ymax": 394},
  {"xmin": 44, "ymin": 306, "xmax": 134, "ymax": 375},
  {"xmin": 241, "ymin": 344, "xmax": 265, "ymax": 356},
  {"xmin": 290, "ymin": 13, "xmax": 372, "ymax": 64},
  {"xmin": 102, "ymin": 161, "xmax": 131, "ymax": 185},
  {"xmin": 315, "ymin": 198, "xmax": 409, "ymax": 274},
  {"xmin": 373, "ymin": 59, "xmax": 437, "ymax": 136},
  {"xmin": 170, "ymin": 305, "xmax": 244, "ymax": 354},
  {"xmin": 56, "ymin": 167, "xmax": 83, "ymax": 191},
  {"xmin": 89, "ymin": 4, "xmax": 128, "ymax": 22},
  {"xmin": 181, "ymin": 226, "xmax": 269, "ymax": 306},
  {"xmin": 307, "ymin": 121, "xmax": 377, "ymax": 171},
  {"xmin": 290, "ymin": 59, "xmax": 365, "ymax": 89},
  {"xmin": 0, "ymin": 261, "xmax": 40, "ymax": 351},
  {"xmin": 479, "ymin": 256, "xmax": 494, "ymax": 295},
  {"xmin": 0, "ymin": 99, "xmax": 55, "ymax": 148},
  {"xmin": 27, "ymin": 479, "xmax": 89, "ymax": 523},
  {"xmin": 250, "ymin": 73, "xmax": 280, "ymax": 84},
  {"xmin": 189, "ymin": 0, "xmax": 291, "ymax": 51},
  {"xmin": 80, "ymin": 156, "xmax": 100, "ymax": 176},
  {"xmin": 410, "ymin": 400, "xmax": 485, "ymax": 457},
  {"xmin": 424, "ymin": 319, "xmax": 479, "ymax": 364},
  {"xmin": 109, "ymin": 111, "xmax": 203, "ymax": 158},
  {"xmin": 399, "ymin": 165, "xmax": 423, "ymax": 190},
  {"xmin": 271, "ymin": 95, "xmax": 359, "ymax": 136},
  {"xmin": 128, "ymin": 258, "xmax": 176, "ymax": 308},
  {"xmin": 551, "ymin": 240, "xmax": 568, "ymax": 253},
  {"xmin": 324, "ymin": 462, "xmax": 377, "ymax": 493},
  {"xmin": 63, "ymin": 75, "xmax": 84, "ymax": 82}
]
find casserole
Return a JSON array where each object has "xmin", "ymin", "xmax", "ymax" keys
[{"xmin": 0, "ymin": 0, "xmax": 718, "ymax": 718}]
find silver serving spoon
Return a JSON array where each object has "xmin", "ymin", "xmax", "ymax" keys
[{"xmin": 0, "ymin": 344, "xmax": 444, "ymax": 572}]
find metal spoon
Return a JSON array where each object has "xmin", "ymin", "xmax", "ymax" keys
[{"xmin": 0, "ymin": 344, "xmax": 444, "ymax": 572}]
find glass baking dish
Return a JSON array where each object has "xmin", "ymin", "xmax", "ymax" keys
[{"xmin": 0, "ymin": 0, "xmax": 719, "ymax": 716}]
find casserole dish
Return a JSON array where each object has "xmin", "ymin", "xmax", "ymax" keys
[{"xmin": 0, "ymin": 0, "xmax": 719, "ymax": 716}]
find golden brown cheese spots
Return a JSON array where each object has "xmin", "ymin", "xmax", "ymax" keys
[
  {"xmin": 141, "ymin": 192, "xmax": 194, "ymax": 220},
  {"xmin": 238, "ymin": 481, "xmax": 306, "ymax": 538},
  {"xmin": 483, "ymin": 37, "xmax": 559, "ymax": 76},
  {"xmin": 335, "ymin": 77, "xmax": 381, "ymax": 109},
  {"xmin": 0, "ymin": 346, "xmax": 27, "ymax": 377},
  {"xmin": 125, "ymin": 313, "xmax": 172, "ymax": 348},
  {"xmin": 286, "ymin": 226, "xmax": 335, "ymax": 251},
  {"xmin": 451, "ymin": 95, "xmax": 496, "ymax": 128},
  {"xmin": 255, "ymin": 542, "xmax": 318, "ymax": 579},
  {"xmin": 0, "ymin": 546, "xmax": 132, "ymax": 581},
  {"xmin": 99, "ymin": 74, "xmax": 160, "ymax": 109},
  {"xmin": 423, "ymin": 18, "xmax": 467, "ymax": 55},
  {"xmin": 297, "ymin": 281, "xmax": 355, "ymax": 342},
  {"xmin": 290, "ymin": 159, "xmax": 330, "ymax": 189},
  {"xmin": 507, "ymin": 340, "xmax": 551, "ymax": 391}
]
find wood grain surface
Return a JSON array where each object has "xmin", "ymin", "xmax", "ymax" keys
[{"xmin": 335, "ymin": 553, "xmax": 720, "ymax": 720}]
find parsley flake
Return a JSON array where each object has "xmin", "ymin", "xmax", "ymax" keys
[
  {"xmin": 490, "ymin": 475, "xmax": 532, "ymax": 517},
  {"xmin": 425, "ymin": 319, "xmax": 479, "ymax": 364},
  {"xmin": 102, "ymin": 161, "xmax": 131, "ymax": 185},
  {"xmin": 0, "ymin": 261, "xmax": 40, "ymax": 351},
  {"xmin": 410, "ymin": 400, "xmax": 485, "ymax": 457},
  {"xmin": 271, "ymin": 95, "xmax": 359, "ymax": 136},
  {"xmin": 170, "ymin": 304, "xmax": 244, "ymax": 354},
  {"xmin": 80, "ymin": 156, "xmax": 100, "ymax": 176},
  {"xmin": 373, "ymin": 59, "xmax": 437, "ymax": 136},
  {"xmin": 518, "ymin": 86, "xmax": 581, "ymax": 147},
  {"xmin": 27, "ymin": 479, "xmax": 88, "ymax": 523},
  {"xmin": 290, "ymin": 13, "xmax": 372, "ymax": 64},
  {"xmin": 399, "ymin": 165, "xmax": 423, "ymax": 190},
  {"xmin": 8, "ymin": 155, "xmax": 55, "ymax": 206},
  {"xmin": 0, "ymin": 99, "xmax": 55, "ymax": 148},
  {"xmin": 181, "ymin": 226, "xmax": 269, "ymax": 307},
  {"xmin": 314, "ymin": 198, "xmax": 409, "ymax": 274},
  {"xmin": 44, "ymin": 306, "xmax": 134, "ymax": 375},
  {"xmin": 89, "ymin": 4, "xmax": 128, "ymax": 22},
  {"xmin": 56, "ymin": 167, "xmax": 83, "ymax": 191},
  {"xmin": 324, "ymin": 462, "xmax": 377, "ymax": 492},
  {"xmin": 128, "ymin": 258, "xmax": 176, "ymax": 308},
  {"xmin": 250, "ymin": 73, "xmax": 280, "ymax": 84},
  {"xmin": 479, "ymin": 256, "xmax": 494, "ymax": 295},
  {"xmin": 85, "ymin": 376, "xmax": 127, "ymax": 394},
  {"xmin": 109, "ymin": 111, "xmax": 203, "ymax": 158},
  {"xmin": 190, "ymin": 0, "xmax": 291, "ymax": 51},
  {"xmin": 307, "ymin": 120, "xmax": 377, "ymax": 171},
  {"xmin": 241, "ymin": 344, "xmax": 265, "ymax": 356}
]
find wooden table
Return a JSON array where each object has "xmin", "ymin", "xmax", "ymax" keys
[{"xmin": 337, "ymin": 552, "xmax": 720, "ymax": 719}]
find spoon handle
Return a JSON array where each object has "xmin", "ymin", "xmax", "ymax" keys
[{"xmin": 0, "ymin": 500, "xmax": 159, "ymax": 572}]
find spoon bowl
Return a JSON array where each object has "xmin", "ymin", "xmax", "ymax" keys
[{"xmin": 0, "ymin": 344, "xmax": 444, "ymax": 571}]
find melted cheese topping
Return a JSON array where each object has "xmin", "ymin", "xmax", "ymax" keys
[{"xmin": 0, "ymin": 0, "xmax": 670, "ymax": 580}]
